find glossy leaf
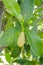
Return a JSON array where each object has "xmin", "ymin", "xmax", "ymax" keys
[
  {"xmin": 21, "ymin": 0, "xmax": 34, "ymax": 22},
  {"xmin": 2, "ymin": 0, "xmax": 21, "ymax": 20},
  {"xmin": 0, "ymin": 27, "xmax": 15, "ymax": 46},
  {"xmin": 25, "ymin": 28, "xmax": 43, "ymax": 56}
]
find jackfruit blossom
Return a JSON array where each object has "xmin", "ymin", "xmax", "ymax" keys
[{"xmin": 17, "ymin": 32, "xmax": 25, "ymax": 47}]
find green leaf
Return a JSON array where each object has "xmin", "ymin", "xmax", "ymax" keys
[
  {"xmin": 12, "ymin": 58, "xmax": 26, "ymax": 64},
  {"xmin": 25, "ymin": 28, "xmax": 43, "ymax": 56},
  {"xmin": 34, "ymin": 0, "xmax": 41, "ymax": 6},
  {"xmin": 39, "ymin": 55, "xmax": 43, "ymax": 64},
  {"xmin": 0, "ymin": 27, "xmax": 15, "ymax": 47},
  {"xmin": 18, "ymin": 0, "xmax": 22, "ymax": 5},
  {"xmin": 4, "ymin": 17, "xmax": 14, "ymax": 30},
  {"xmin": 38, "ymin": 31, "xmax": 43, "ymax": 38},
  {"xmin": 24, "ymin": 61, "xmax": 35, "ymax": 65},
  {"xmin": 21, "ymin": 0, "xmax": 34, "ymax": 22},
  {"xmin": 24, "ymin": 44, "xmax": 30, "ymax": 57},
  {"xmin": 2, "ymin": 0, "xmax": 21, "ymax": 20},
  {"xmin": 11, "ymin": 45, "xmax": 21, "ymax": 58},
  {"xmin": 15, "ymin": 22, "xmax": 21, "ymax": 30},
  {"xmin": 12, "ymin": 58, "xmax": 33, "ymax": 64},
  {"xmin": 5, "ymin": 48, "xmax": 11, "ymax": 63},
  {"xmin": 24, "ymin": 44, "xmax": 30, "ymax": 53}
]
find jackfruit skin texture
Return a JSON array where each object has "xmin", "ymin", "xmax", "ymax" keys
[{"xmin": 17, "ymin": 32, "xmax": 25, "ymax": 47}]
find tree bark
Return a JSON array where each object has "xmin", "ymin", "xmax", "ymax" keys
[{"xmin": 0, "ymin": 1, "xmax": 4, "ymax": 53}]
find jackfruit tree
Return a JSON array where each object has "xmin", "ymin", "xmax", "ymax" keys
[{"xmin": 0, "ymin": 0, "xmax": 43, "ymax": 65}]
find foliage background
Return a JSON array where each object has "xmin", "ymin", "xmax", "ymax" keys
[{"xmin": 0, "ymin": 0, "xmax": 43, "ymax": 65}]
